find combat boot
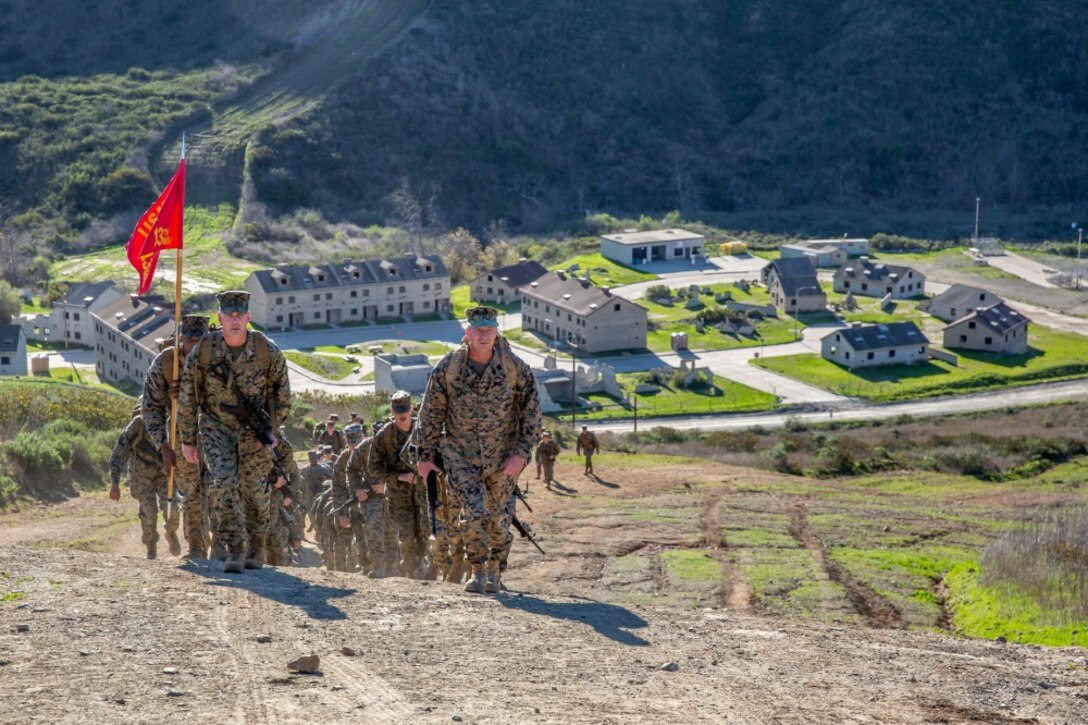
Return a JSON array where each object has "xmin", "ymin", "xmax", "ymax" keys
[
  {"xmin": 223, "ymin": 549, "xmax": 245, "ymax": 574},
  {"xmin": 165, "ymin": 530, "xmax": 181, "ymax": 557},
  {"xmin": 146, "ymin": 543, "xmax": 157, "ymax": 560},
  {"xmin": 483, "ymin": 559, "xmax": 502, "ymax": 594},
  {"xmin": 463, "ymin": 563, "xmax": 487, "ymax": 594},
  {"xmin": 245, "ymin": 541, "xmax": 265, "ymax": 570},
  {"xmin": 210, "ymin": 539, "xmax": 227, "ymax": 562}
]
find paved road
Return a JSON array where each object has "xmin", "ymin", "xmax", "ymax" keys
[{"xmin": 984, "ymin": 251, "xmax": 1059, "ymax": 289}]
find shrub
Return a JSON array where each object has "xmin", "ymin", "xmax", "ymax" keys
[{"xmin": 2, "ymin": 432, "xmax": 72, "ymax": 477}]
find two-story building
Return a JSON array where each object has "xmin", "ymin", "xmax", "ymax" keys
[
  {"xmin": 469, "ymin": 259, "xmax": 548, "ymax": 304},
  {"xmin": 244, "ymin": 253, "xmax": 450, "ymax": 330},
  {"xmin": 832, "ymin": 258, "xmax": 925, "ymax": 300},
  {"xmin": 779, "ymin": 241, "xmax": 848, "ymax": 268},
  {"xmin": 0, "ymin": 325, "xmax": 28, "ymax": 376},
  {"xmin": 91, "ymin": 295, "xmax": 176, "ymax": 385},
  {"xmin": 821, "ymin": 321, "xmax": 930, "ymax": 370},
  {"xmin": 521, "ymin": 271, "xmax": 648, "ymax": 354},
  {"xmin": 18, "ymin": 281, "xmax": 122, "ymax": 346},
  {"xmin": 922, "ymin": 284, "xmax": 1003, "ymax": 323},
  {"xmin": 599, "ymin": 229, "xmax": 705, "ymax": 266},
  {"xmin": 761, "ymin": 258, "xmax": 827, "ymax": 314},
  {"xmin": 942, "ymin": 302, "xmax": 1029, "ymax": 355}
]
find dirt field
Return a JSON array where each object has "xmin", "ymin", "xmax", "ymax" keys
[{"xmin": 2, "ymin": 458, "xmax": 1087, "ymax": 723}]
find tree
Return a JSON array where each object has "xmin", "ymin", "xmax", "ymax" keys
[
  {"xmin": 0, "ymin": 279, "xmax": 20, "ymax": 324},
  {"xmin": 439, "ymin": 228, "xmax": 483, "ymax": 284}
]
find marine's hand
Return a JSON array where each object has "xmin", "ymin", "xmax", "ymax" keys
[
  {"xmin": 502, "ymin": 454, "xmax": 527, "ymax": 479},
  {"xmin": 416, "ymin": 461, "xmax": 439, "ymax": 481},
  {"xmin": 397, "ymin": 471, "xmax": 415, "ymax": 483},
  {"xmin": 372, "ymin": 483, "xmax": 386, "ymax": 495},
  {"xmin": 355, "ymin": 488, "xmax": 368, "ymax": 502},
  {"xmin": 182, "ymin": 444, "xmax": 199, "ymax": 465},
  {"xmin": 268, "ymin": 431, "xmax": 278, "ymax": 449},
  {"xmin": 274, "ymin": 475, "xmax": 286, "ymax": 489},
  {"xmin": 282, "ymin": 496, "xmax": 292, "ymax": 507},
  {"xmin": 109, "ymin": 483, "xmax": 120, "ymax": 501},
  {"xmin": 160, "ymin": 444, "xmax": 176, "ymax": 475},
  {"xmin": 339, "ymin": 515, "xmax": 351, "ymax": 529},
  {"xmin": 169, "ymin": 380, "xmax": 180, "ymax": 399}
]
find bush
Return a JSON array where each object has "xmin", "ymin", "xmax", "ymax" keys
[{"xmin": 2, "ymin": 432, "xmax": 72, "ymax": 477}]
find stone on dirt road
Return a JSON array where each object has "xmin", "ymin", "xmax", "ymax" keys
[
  {"xmin": 660, "ymin": 662, "xmax": 680, "ymax": 672},
  {"xmin": 340, "ymin": 646, "xmax": 356, "ymax": 656},
  {"xmin": 287, "ymin": 654, "xmax": 320, "ymax": 673},
  {"xmin": 256, "ymin": 634, "xmax": 272, "ymax": 643}
]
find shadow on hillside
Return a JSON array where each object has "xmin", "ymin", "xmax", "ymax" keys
[
  {"xmin": 180, "ymin": 559, "xmax": 356, "ymax": 621},
  {"xmin": 495, "ymin": 594, "xmax": 650, "ymax": 647}
]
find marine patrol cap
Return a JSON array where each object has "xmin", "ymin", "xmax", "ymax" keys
[
  {"xmin": 349, "ymin": 412, "xmax": 359, "ymax": 421},
  {"xmin": 541, "ymin": 431, "xmax": 550, "ymax": 437},
  {"xmin": 328, "ymin": 414, "xmax": 339, "ymax": 422},
  {"xmin": 343, "ymin": 422, "xmax": 365, "ymax": 445},
  {"xmin": 321, "ymin": 445, "xmax": 334, "ymax": 454},
  {"xmin": 390, "ymin": 390, "xmax": 412, "ymax": 414},
  {"xmin": 466, "ymin": 305, "xmax": 499, "ymax": 328},
  {"xmin": 180, "ymin": 315, "xmax": 209, "ymax": 339},
  {"xmin": 217, "ymin": 290, "xmax": 250, "ymax": 314}
]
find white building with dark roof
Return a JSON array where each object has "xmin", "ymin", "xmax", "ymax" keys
[
  {"xmin": 91, "ymin": 295, "xmax": 176, "ymax": 385},
  {"xmin": 762, "ymin": 258, "xmax": 827, "ymax": 313},
  {"xmin": 923, "ymin": 284, "xmax": 1003, "ymax": 323},
  {"xmin": 599, "ymin": 228, "xmax": 705, "ymax": 266},
  {"xmin": 18, "ymin": 281, "xmax": 122, "ymax": 346},
  {"xmin": 0, "ymin": 324, "xmax": 28, "ymax": 376},
  {"xmin": 821, "ymin": 321, "xmax": 929, "ymax": 370},
  {"xmin": 244, "ymin": 254, "xmax": 450, "ymax": 330},
  {"xmin": 942, "ymin": 302, "xmax": 1029, "ymax": 355},
  {"xmin": 832, "ymin": 258, "xmax": 925, "ymax": 300},
  {"xmin": 521, "ymin": 271, "xmax": 647, "ymax": 354},
  {"xmin": 469, "ymin": 260, "xmax": 548, "ymax": 304}
]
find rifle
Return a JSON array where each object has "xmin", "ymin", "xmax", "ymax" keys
[
  {"xmin": 513, "ymin": 484, "xmax": 532, "ymax": 513},
  {"xmin": 426, "ymin": 469, "xmax": 439, "ymax": 537},
  {"xmin": 512, "ymin": 515, "xmax": 545, "ymax": 555},
  {"xmin": 268, "ymin": 453, "xmax": 296, "ymax": 501},
  {"xmin": 209, "ymin": 360, "xmax": 276, "ymax": 447}
]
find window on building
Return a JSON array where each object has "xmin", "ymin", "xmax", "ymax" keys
[
  {"xmin": 614, "ymin": 303, "xmax": 621, "ymax": 311},
  {"xmin": 968, "ymin": 321, "xmax": 976, "ymax": 329},
  {"xmin": 436, "ymin": 282, "xmax": 442, "ymax": 290},
  {"xmin": 867, "ymin": 352, "xmax": 874, "ymax": 360},
  {"xmin": 960, "ymin": 334, "xmax": 967, "ymax": 343},
  {"xmin": 387, "ymin": 305, "xmax": 394, "ymax": 312},
  {"xmin": 423, "ymin": 284, "xmax": 430, "ymax": 291},
  {"xmin": 276, "ymin": 297, "xmax": 283, "ymax": 305},
  {"xmin": 426, "ymin": 265, "xmax": 432, "ymax": 272},
  {"xmin": 487, "ymin": 275, "xmax": 493, "ymax": 282},
  {"xmin": 313, "ymin": 312, "xmax": 321, "ymax": 320},
  {"xmin": 674, "ymin": 246, "xmax": 683, "ymax": 257},
  {"xmin": 313, "ymin": 294, "xmax": 320, "ymax": 301},
  {"xmin": 0, "ymin": 356, "xmax": 8, "ymax": 365},
  {"xmin": 276, "ymin": 315, "xmax": 284, "ymax": 322},
  {"xmin": 486, "ymin": 287, "xmax": 493, "ymax": 294},
  {"xmin": 363, "ymin": 289, "xmax": 370, "ymax": 297},
  {"xmin": 889, "ymin": 348, "xmax": 896, "ymax": 357},
  {"xmin": 350, "ymin": 291, "xmax": 357, "ymax": 298},
  {"xmin": 918, "ymin": 346, "xmax": 925, "ymax": 353},
  {"xmin": 74, "ymin": 332, "xmax": 81, "ymax": 340},
  {"xmin": 423, "ymin": 301, "xmax": 430, "ymax": 309},
  {"xmin": 325, "ymin": 293, "xmax": 332, "ymax": 300},
  {"xmin": 398, "ymin": 286, "xmax": 406, "ymax": 294},
  {"xmin": 985, "ymin": 337, "xmax": 993, "ymax": 345},
  {"xmin": 387, "ymin": 287, "xmax": 394, "ymax": 295},
  {"xmin": 350, "ymin": 309, "xmax": 358, "ymax": 316},
  {"xmin": 64, "ymin": 311, "xmax": 69, "ymax": 319},
  {"xmin": 288, "ymin": 296, "xmax": 295, "ymax": 303},
  {"xmin": 73, "ymin": 313, "xmax": 80, "ymax": 321}
]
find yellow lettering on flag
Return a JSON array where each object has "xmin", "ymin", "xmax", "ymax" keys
[{"xmin": 153, "ymin": 227, "xmax": 173, "ymax": 248}]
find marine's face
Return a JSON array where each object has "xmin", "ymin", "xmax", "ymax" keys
[
  {"xmin": 218, "ymin": 310, "xmax": 250, "ymax": 337},
  {"xmin": 392, "ymin": 409, "xmax": 413, "ymax": 431},
  {"xmin": 466, "ymin": 324, "xmax": 498, "ymax": 349}
]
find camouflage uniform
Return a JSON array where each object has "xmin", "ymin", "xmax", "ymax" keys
[
  {"xmin": 329, "ymin": 425, "xmax": 365, "ymax": 572},
  {"xmin": 577, "ymin": 428, "xmax": 600, "ymax": 474},
  {"xmin": 345, "ymin": 436, "xmax": 390, "ymax": 577},
  {"xmin": 265, "ymin": 435, "xmax": 303, "ymax": 566},
  {"xmin": 368, "ymin": 415, "xmax": 428, "ymax": 577},
  {"xmin": 535, "ymin": 435, "xmax": 560, "ymax": 485},
  {"xmin": 109, "ymin": 413, "xmax": 180, "ymax": 556},
  {"xmin": 314, "ymin": 426, "xmax": 346, "ymax": 455},
  {"xmin": 142, "ymin": 315, "xmax": 210, "ymax": 557},
  {"xmin": 300, "ymin": 457, "xmax": 333, "ymax": 531},
  {"xmin": 177, "ymin": 306, "xmax": 291, "ymax": 569},
  {"xmin": 416, "ymin": 332, "xmax": 542, "ymax": 576}
]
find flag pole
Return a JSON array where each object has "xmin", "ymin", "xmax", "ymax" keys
[{"xmin": 167, "ymin": 133, "xmax": 186, "ymax": 508}]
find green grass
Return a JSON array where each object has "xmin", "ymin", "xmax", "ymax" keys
[
  {"xmin": 661, "ymin": 550, "xmax": 721, "ymax": 581},
  {"xmin": 560, "ymin": 373, "xmax": 777, "ymax": 422},
  {"xmin": 26, "ymin": 340, "xmax": 92, "ymax": 353},
  {"xmin": 752, "ymin": 326, "xmax": 1088, "ymax": 402},
  {"xmin": 550, "ymin": 253, "xmax": 658, "ymax": 287},
  {"xmin": 449, "ymin": 284, "xmax": 520, "ymax": 319},
  {"xmin": 503, "ymin": 327, "xmax": 550, "ymax": 352},
  {"xmin": 645, "ymin": 316, "xmax": 798, "ymax": 353},
  {"xmin": 283, "ymin": 351, "xmax": 356, "ymax": 380},
  {"xmin": 20, "ymin": 300, "xmax": 50, "ymax": 315}
]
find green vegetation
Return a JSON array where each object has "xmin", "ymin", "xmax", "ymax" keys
[
  {"xmin": 566, "ymin": 372, "xmax": 777, "ymax": 423},
  {"xmin": 449, "ymin": 284, "xmax": 519, "ymax": 319},
  {"xmin": 753, "ymin": 326, "xmax": 1088, "ymax": 402},
  {"xmin": 283, "ymin": 351, "xmax": 356, "ymax": 380},
  {"xmin": 660, "ymin": 550, "xmax": 720, "ymax": 581},
  {"xmin": 550, "ymin": 253, "xmax": 657, "ymax": 287}
]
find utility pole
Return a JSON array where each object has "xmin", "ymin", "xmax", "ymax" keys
[
  {"xmin": 1077, "ymin": 227, "xmax": 1083, "ymax": 290},
  {"xmin": 570, "ymin": 338, "xmax": 577, "ymax": 431},
  {"xmin": 973, "ymin": 197, "xmax": 980, "ymax": 244},
  {"xmin": 632, "ymin": 393, "xmax": 638, "ymax": 433}
]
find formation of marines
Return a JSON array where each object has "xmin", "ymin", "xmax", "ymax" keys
[{"xmin": 108, "ymin": 297, "xmax": 564, "ymax": 594}]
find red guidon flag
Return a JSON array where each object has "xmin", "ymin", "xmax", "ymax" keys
[{"xmin": 126, "ymin": 159, "xmax": 186, "ymax": 295}]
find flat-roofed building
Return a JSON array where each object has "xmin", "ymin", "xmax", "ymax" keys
[
  {"xmin": 833, "ymin": 258, "xmax": 925, "ymax": 299},
  {"xmin": 244, "ymin": 253, "xmax": 450, "ymax": 330},
  {"xmin": 469, "ymin": 260, "xmax": 548, "ymax": 304},
  {"xmin": 19, "ymin": 281, "xmax": 121, "ymax": 345},
  {"xmin": 599, "ymin": 228, "xmax": 704, "ymax": 266},
  {"xmin": 91, "ymin": 295, "xmax": 176, "ymax": 385},
  {"xmin": 521, "ymin": 271, "xmax": 647, "ymax": 354},
  {"xmin": 943, "ymin": 302, "xmax": 1029, "ymax": 355},
  {"xmin": 0, "ymin": 325, "xmax": 28, "ymax": 376},
  {"xmin": 821, "ymin": 321, "xmax": 929, "ymax": 370},
  {"xmin": 780, "ymin": 242, "xmax": 848, "ymax": 268}
]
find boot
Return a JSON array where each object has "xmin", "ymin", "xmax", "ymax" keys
[
  {"xmin": 463, "ymin": 563, "xmax": 486, "ymax": 594},
  {"xmin": 184, "ymin": 544, "xmax": 205, "ymax": 560},
  {"xmin": 245, "ymin": 540, "xmax": 264, "ymax": 570},
  {"xmin": 165, "ymin": 530, "xmax": 181, "ymax": 557},
  {"xmin": 483, "ymin": 559, "xmax": 501, "ymax": 594},
  {"xmin": 223, "ymin": 550, "xmax": 244, "ymax": 574},
  {"xmin": 446, "ymin": 556, "xmax": 466, "ymax": 585},
  {"xmin": 210, "ymin": 539, "xmax": 227, "ymax": 562},
  {"xmin": 146, "ymin": 543, "xmax": 157, "ymax": 560}
]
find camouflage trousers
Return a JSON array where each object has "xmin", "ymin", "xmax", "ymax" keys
[
  {"xmin": 356, "ymin": 496, "xmax": 388, "ymax": 575},
  {"xmin": 267, "ymin": 489, "xmax": 303, "ymax": 566},
  {"xmin": 539, "ymin": 457, "xmax": 556, "ymax": 483},
  {"xmin": 174, "ymin": 455, "xmax": 207, "ymax": 552},
  {"xmin": 442, "ymin": 454, "xmax": 515, "ymax": 568},
  {"xmin": 334, "ymin": 509, "xmax": 365, "ymax": 572},
  {"xmin": 200, "ymin": 422, "xmax": 273, "ymax": 554},
  {"xmin": 384, "ymin": 477, "xmax": 428, "ymax": 576},
  {"xmin": 129, "ymin": 462, "xmax": 180, "ymax": 548},
  {"xmin": 431, "ymin": 475, "xmax": 465, "ymax": 573},
  {"xmin": 582, "ymin": 450, "xmax": 595, "ymax": 473}
]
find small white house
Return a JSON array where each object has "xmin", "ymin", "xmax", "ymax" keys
[
  {"xmin": 0, "ymin": 324, "xmax": 29, "ymax": 376},
  {"xmin": 599, "ymin": 229, "xmax": 704, "ymax": 266},
  {"xmin": 821, "ymin": 321, "xmax": 929, "ymax": 370}
]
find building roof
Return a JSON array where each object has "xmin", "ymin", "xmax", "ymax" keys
[
  {"xmin": 62, "ymin": 281, "xmax": 117, "ymax": 307},
  {"xmin": 92, "ymin": 295, "xmax": 176, "ymax": 354},
  {"xmin": 802, "ymin": 238, "xmax": 868, "ymax": 246},
  {"xmin": 943, "ymin": 302, "xmax": 1030, "ymax": 334},
  {"xmin": 765, "ymin": 258, "xmax": 822, "ymax": 296},
  {"xmin": 600, "ymin": 228, "xmax": 705, "ymax": 246},
  {"xmin": 523, "ymin": 271, "xmax": 646, "ymax": 318},
  {"xmin": 929, "ymin": 284, "xmax": 1002, "ymax": 311},
  {"xmin": 479, "ymin": 260, "xmax": 548, "ymax": 288},
  {"xmin": 782, "ymin": 242, "xmax": 841, "ymax": 254},
  {"xmin": 834, "ymin": 321, "xmax": 929, "ymax": 351},
  {"xmin": 837, "ymin": 258, "xmax": 917, "ymax": 282},
  {"xmin": 0, "ymin": 324, "xmax": 25, "ymax": 353},
  {"xmin": 248, "ymin": 253, "xmax": 448, "ymax": 294}
]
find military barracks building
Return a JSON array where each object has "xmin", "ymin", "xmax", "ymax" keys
[
  {"xmin": 942, "ymin": 302, "xmax": 1030, "ymax": 355},
  {"xmin": 91, "ymin": 295, "xmax": 176, "ymax": 385},
  {"xmin": 821, "ymin": 321, "xmax": 929, "ymax": 370},
  {"xmin": 244, "ymin": 254, "xmax": 450, "ymax": 330},
  {"xmin": 521, "ymin": 271, "xmax": 647, "ymax": 354},
  {"xmin": 832, "ymin": 258, "xmax": 925, "ymax": 300},
  {"xmin": 18, "ymin": 281, "xmax": 122, "ymax": 346},
  {"xmin": 0, "ymin": 324, "xmax": 28, "ymax": 376},
  {"xmin": 599, "ymin": 228, "xmax": 705, "ymax": 266},
  {"xmin": 469, "ymin": 259, "xmax": 548, "ymax": 304},
  {"xmin": 761, "ymin": 258, "xmax": 827, "ymax": 314}
]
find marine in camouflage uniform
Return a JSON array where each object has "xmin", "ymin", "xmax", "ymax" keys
[
  {"xmin": 109, "ymin": 406, "xmax": 181, "ymax": 559},
  {"xmin": 265, "ymin": 432, "xmax": 303, "ymax": 566},
  {"xmin": 369, "ymin": 391, "xmax": 429, "ymax": 579},
  {"xmin": 142, "ymin": 314, "xmax": 210, "ymax": 558},
  {"xmin": 300, "ymin": 454, "xmax": 333, "ymax": 534},
  {"xmin": 535, "ymin": 431, "xmax": 560, "ymax": 489},
  {"xmin": 345, "ymin": 433, "xmax": 391, "ymax": 578},
  {"xmin": 576, "ymin": 425, "xmax": 600, "ymax": 475},
  {"xmin": 329, "ymin": 423, "xmax": 365, "ymax": 572},
  {"xmin": 313, "ymin": 417, "xmax": 347, "ymax": 455},
  {"xmin": 178, "ymin": 290, "xmax": 291, "ymax": 574},
  {"xmin": 416, "ymin": 306, "xmax": 541, "ymax": 593}
]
